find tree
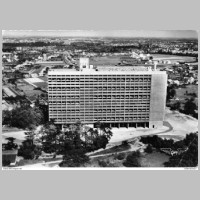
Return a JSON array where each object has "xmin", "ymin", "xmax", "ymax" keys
[
  {"xmin": 18, "ymin": 131, "xmax": 41, "ymax": 160},
  {"xmin": 184, "ymin": 98, "xmax": 197, "ymax": 116},
  {"xmin": 2, "ymin": 110, "xmax": 12, "ymax": 126},
  {"xmin": 59, "ymin": 149, "xmax": 89, "ymax": 167},
  {"xmin": 123, "ymin": 151, "xmax": 141, "ymax": 167},
  {"xmin": 167, "ymin": 85, "xmax": 176, "ymax": 101},
  {"xmin": 163, "ymin": 133, "xmax": 198, "ymax": 167},
  {"xmin": 145, "ymin": 144, "xmax": 153, "ymax": 153},
  {"xmin": 39, "ymin": 121, "xmax": 67, "ymax": 156},
  {"xmin": 3, "ymin": 137, "xmax": 18, "ymax": 150},
  {"xmin": 2, "ymin": 106, "xmax": 44, "ymax": 130},
  {"xmin": 171, "ymin": 101, "xmax": 181, "ymax": 111}
]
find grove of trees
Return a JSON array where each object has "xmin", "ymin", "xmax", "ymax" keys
[
  {"xmin": 140, "ymin": 133, "xmax": 198, "ymax": 167},
  {"xmin": 9, "ymin": 120, "xmax": 113, "ymax": 167},
  {"xmin": 3, "ymin": 106, "xmax": 44, "ymax": 130},
  {"xmin": 164, "ymin": 133, "xmax": 198, "ymax": 167}
]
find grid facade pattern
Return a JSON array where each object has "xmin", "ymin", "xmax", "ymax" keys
[{"xmin": 48, "ymin": 74, "xmax": 152, "ymax": 125}]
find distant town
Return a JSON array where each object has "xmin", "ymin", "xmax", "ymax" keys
[{"xmin": 2, "ymin": 33, "xmax": 198, "ymax": 169}]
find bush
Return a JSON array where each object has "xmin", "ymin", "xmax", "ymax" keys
[
  {"xmin": 59, "ymin": 149, "xmax": 89, "ymax": 167},
  {"xmin": 2, "ymin": 107, "xmax": 44, "ymax": 130},
  {"xmin": 98, "ymin": 160, "xmax": 108, "ymax": 167},
  {"xmin": 123, "ymin": 151, "xmax": 141, "ymax": 167},
  {"xmin": 145, "ymin": 145, "xmax": 153, "ymax": 153},
  {"xmin": 18, "ymin": 140, "xmax": 41, "ymax": 160},
  {"xmin": 18, "ymin": 148, "xmax": 36, "ymax": 160},
  {"xmin": 140, "ymin": 135, "xmax": 174, "ymax": 149},
  {"xmin": 122, "ymin": 140, "xmax": 129, "ymax": 146},
  {"xmin": 116, "ymin": 153, "xmax": 126, "ymax": 160}
]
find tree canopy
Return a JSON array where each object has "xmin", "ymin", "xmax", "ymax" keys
[{"xmin": 2, "ymin": 106, "xmax": 44, "ymax": 130}]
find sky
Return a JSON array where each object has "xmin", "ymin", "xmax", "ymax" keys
[{"xmin": 2, "ymin": 30, "xmax": 198, "ymax": 39}]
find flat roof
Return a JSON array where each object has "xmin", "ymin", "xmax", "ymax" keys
[{"xmin": 48, "ymin": 67, "xmax": 166, "ymax": 75}]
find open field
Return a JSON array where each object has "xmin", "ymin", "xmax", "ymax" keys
[
  {"xmin": 16, "ymin": 78, "xmax": 47, "ymax": 101},
  {"xmin": 90, "ymin": 56, "xmax": 121, "ymax": 65},
  {"xmin": 17, "ymin": 83, "xmax": 44, "ymax": 98},
  {"xmin": 89, "ymin": 54, "xmax": 196, "ymax": 66},
  {"xmin": 152, "ymin": 54, "xmax": 196, "ymax": 63},
  {"xmin": 175, "ymin": 85, "xmax": 198, "ymax": 105}
]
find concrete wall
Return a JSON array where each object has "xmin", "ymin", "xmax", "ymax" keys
[{"xmin": 149, "ymin": 73, "xmax": 167, "ymax": 128}]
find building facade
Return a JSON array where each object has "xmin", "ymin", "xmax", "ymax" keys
[{"xmin": 48, "ymin": 64, "xmax": 167, "ymax": 129}]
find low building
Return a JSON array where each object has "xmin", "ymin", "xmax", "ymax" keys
[
  {"xmin": 31, "ymin": 65, "xmax": 48, "ymax": 77},
  {"xmin": 2, "ymin": 150, "xmax": 18, "ymax": 166}
]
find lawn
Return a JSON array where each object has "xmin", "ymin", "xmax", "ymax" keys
[
  {"xmin": 90, "ymin": 56, "xmax": 121, "ymax": 66},
  {"xmin": 18, "ymin": 84, "xmax": 44, "ymax": 96},
  {"xmin": 140, "ymin": 151, "xmax": 170, "ymax": 167},
  {"xmin": 175, "ymin": 85, "xmax": 198, "ymax": 106},
  {"xmin": 176, "ymin": 85, "xmax": 198, "ymax": 99},
  {"xmin": 17, "ymin": 82, "xmax": 45, "ymax": 101},
  {"xmin": 86, "ymin": 153, "xmax": 127, "ymax": 167}
]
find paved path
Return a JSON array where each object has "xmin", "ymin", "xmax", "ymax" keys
[
  {"xmin": 89, "ymin": 138, "xmax": 146, "ymax": 158},
  {"xmin": 13, "ymin": 159, "xmax": 62, "ymax": 169}
]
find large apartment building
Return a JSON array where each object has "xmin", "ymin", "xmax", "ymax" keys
[{"xmin": 48, "ymin": 58, "xmax": 167, "ymax": 129}]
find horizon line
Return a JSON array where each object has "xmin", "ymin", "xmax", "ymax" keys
[{"xmin": 2, "ymin": 30, "xmax": 198, "ymax": 39}]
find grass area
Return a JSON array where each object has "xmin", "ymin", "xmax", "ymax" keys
[
  {"xmin": 90, "ymin": 56, "xmax": 121, "ymax": 65},
  {"xmin": 87, "ymin": 150, "xmax": 170, "ymax": 168},
  {"xmin": 140, "ymin": 151, "xmax": 170, "ymax": 167},
  {"xmin": 17, "ymin": 80, "xmax": 46, "ymax": 100},
  {"xmin": 90, "ymin": 143, "xmax": 131, "ymax": 156},
  {"xmin": 18, "ymin": 84, "xmax": 43, "ymax": 95},
  {"xmin": 152, "ymin": 54, "xmax": 196, "ymax": 62},
  {"xmin": 175, "ymin": 85, "xmax": 198, "ymax": 101},
  {"xmin": 86, "ymin": 153, "xmax": 127, "ymax": 167}
]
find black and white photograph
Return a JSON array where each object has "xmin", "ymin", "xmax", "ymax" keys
[{"xmin": 2, "ymin": 30, "xmax": 198, "ymax": 170}]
